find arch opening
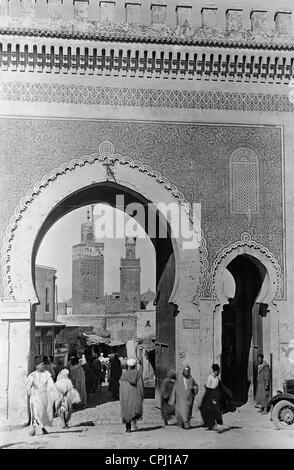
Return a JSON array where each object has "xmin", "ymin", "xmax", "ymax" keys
[
  {"xmin": 221, "ymin": 254, "xmax": 267, "ymax": 406},
  {"xmin": 31, "ymin": 181, "xmax": 177, "ymax": 392}
]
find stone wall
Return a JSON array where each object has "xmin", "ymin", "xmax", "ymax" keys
[{"xmin": 34, "ymin": 265, "xmax": 56, "ymax": 321}]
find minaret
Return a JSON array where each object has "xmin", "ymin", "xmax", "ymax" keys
[
  {"xmin": 120, "ymin": 237, "xmax": 141, "ymax": 313},
  {"xmin": 72, "ymin": 206, "xmax": 104, "ymax": 315}
]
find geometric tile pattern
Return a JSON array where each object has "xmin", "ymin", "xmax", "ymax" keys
[{"xmin": 0, "ymin": 81, "xmax": 294, "ymax": 113}]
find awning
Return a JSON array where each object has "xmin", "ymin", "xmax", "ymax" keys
[
  {"xmin": 108, "ymin": 339, "xmax": 126, "ymax": 347},
  {"xmin": 84, "ymin": 333, "xmax": 110, "ymax": 345},
  {"xmin": 83, "ymin": 333, "xmax": 126, "ymax": 347}
]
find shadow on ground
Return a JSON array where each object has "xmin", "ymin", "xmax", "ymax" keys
[
  {"xmin": 133, "ymin": 425, "xmax": 163, "ymax": 432},
  {"xmin": 217, "ymin": 425, "xmax": 242, "ymax": 434}
]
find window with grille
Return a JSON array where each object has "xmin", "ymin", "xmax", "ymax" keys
[{"xmin": 229, "ymin": 147, "xmax": 260, "ymax": 215}]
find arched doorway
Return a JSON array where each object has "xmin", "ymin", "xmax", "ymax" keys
[
  {"xmin": 210, "ymin": 232, "xmax": 282, "ymax": 407},
  {"xmin": 0, "ymin": 142, "xmax": 200, "ymax": 424},
  {"xmin": 32, "ymin": 181, "xmax": 176, "ymax": 389},
  {"xmin": 221, "ymin": 254, "xmax": 266, "ymax": 406}
]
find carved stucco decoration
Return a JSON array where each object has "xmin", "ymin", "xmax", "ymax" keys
[
  {"xmin": 0, "ymin": 82, "xmax": 293, "ymax": 113},
  {"xmin": 0, "ymin": 140, "xmax": 207, "ymax": 301},
  {"xmin": 209, "ymin": 232, "xmax": 283, "ymax": 301},
  {"xmin": 0, "ymin": 21, "xmax": 294, "ymax": 50}
]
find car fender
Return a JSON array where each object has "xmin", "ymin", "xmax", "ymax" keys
[{"xmin": 267, "ymin": 393, "xmax": 294, "ymax": 411}]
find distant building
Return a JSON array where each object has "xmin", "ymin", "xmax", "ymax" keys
[
  {"xmin": 140, "ymin": 288, "xmax": 156, "ymax": 310},
  {"xmin": 34, "ymin": 265, "xmax": 65, "ymax": 358},
  {"xmin": 58, "ymin": 298, "xmax": 72, "ymax": 316},
  {"xmin": 105, "ymin": 292, "xmax": 121, "ymax": 314},
  {"xmin": 72, "ymin": 206, "xmax": 104, "ymax": 315},
  {"xmin": 120, "ymin": 237, "xmax": 141, "ymax": 314}
]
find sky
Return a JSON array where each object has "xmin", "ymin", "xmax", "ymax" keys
[{"xmin": 36, "ymin": 204, "xmax": 156, "ymax": 302}]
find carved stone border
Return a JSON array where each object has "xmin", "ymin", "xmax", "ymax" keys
[
  {"xmin": 0, "ymin": 140, "xmax": 207, "ymax": 300},
  {"xmin": 209, "ymin": 232, "xmax": 283, "ymax": 300},
  {"xmin": 0, "ymin": 82, "xmax": 294, "ymax": 113}
]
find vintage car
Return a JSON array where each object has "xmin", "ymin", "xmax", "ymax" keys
[{"xmin": 267, "ymin": 380, "xmax": 294, "ymax": 429}]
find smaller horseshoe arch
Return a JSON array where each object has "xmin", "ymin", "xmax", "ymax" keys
[
  {"xmin": 210, "ymin": 232, "xmax": 283, "ymax": 306},
  {"xmin": 210, "ymin": 232, "xmax": 283, "ymax": 406}
]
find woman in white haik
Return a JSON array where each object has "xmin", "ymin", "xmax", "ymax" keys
[
  {"xmin": 26, "ymin": 356, "xmax": 60, "ymax": 436},
  {"xmin": 55, "ymin": 368, "xmax": 81, "ymax": 428}
]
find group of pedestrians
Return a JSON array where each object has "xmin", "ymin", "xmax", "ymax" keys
[
  {"xmin": 160, "ymin": 364, "xmax": 232, "ymax": 432},
  {"xmin": 25, "ymin": 352, "xmax": 271, "ymax": 436}
]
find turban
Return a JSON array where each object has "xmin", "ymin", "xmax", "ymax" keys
[
  {"xmin": 127, "ymin": 358, "xmax": 137, "ymax": 367},
  {"xmin": 35, "ymin": 356, "xmax": 44, "ymax": 366}
]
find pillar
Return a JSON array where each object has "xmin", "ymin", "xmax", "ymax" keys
[{"xmin": 0, "ymin": 300, "xmax": 31, "ymax": 426}]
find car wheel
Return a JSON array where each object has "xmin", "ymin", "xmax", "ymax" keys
[{"xmin": 272, "ymin": 400, "xmax": 294, "ymax": 429}]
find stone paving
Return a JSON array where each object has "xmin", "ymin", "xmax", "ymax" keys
[{"xmin": 1, "ymin": 385, "xmax": 294, "ymax": 449}]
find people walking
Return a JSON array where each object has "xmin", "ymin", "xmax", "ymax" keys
[
  {"xmin": 109, "ymin": 354, "xmax": 122, "ymax": 399},
  {"xmin": 69, "ymin": 355, "xmax": 87, "ymax": 407},
  {"xmin": 160, "ymin": 369, "xmax": 176, "ymax": 425},
  {"xmin": 168, "ymin": 365, "xmax": 199, "ymax": 430},
  {"xmin": 119, "ymin": 358, "xmax": 144, "ymax": 433},
  {"xmin": 55, "ymin": 369, "xmax": 81, "ymax": 428},
  {"xmin": 93, "ymin": 353, "xmax": 103, "ymax": 395},
  {"xmin": 26, "ymin": 356, "xmax": 60, "ymax": 436},
  {"xmin": 200, "ymin": 364, "xmax": 232, "ymax": 431},
  {"xmin": 255, "ymin": 353, "xmax": 271, "ymax": 415}
]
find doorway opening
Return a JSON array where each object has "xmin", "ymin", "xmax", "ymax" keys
[
  {"xmin": 221, "ymin": 254, "xmax": 267, "ymax": 406},
  {"xmin": 32, "ymin": 181, "xmax": 176, "ymax": 397}
]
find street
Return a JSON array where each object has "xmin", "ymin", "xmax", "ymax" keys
[{"xmin": 1, "ymin": 385, "xmax": 293, "ymax": 449}]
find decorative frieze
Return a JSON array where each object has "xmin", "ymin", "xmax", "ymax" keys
[
  {"xmin": 0, "ymin": 41, "xmax": 293, "ymax": 85},
  {"xmin": 0, "ymin": 81, "xmax": 293, "ymax": 113}
]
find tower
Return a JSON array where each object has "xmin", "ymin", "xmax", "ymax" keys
[
  {"xmin": 120, "ymin": 237, "xmax": 141, "ymax": 313},
  {"xmin": 72, "ymin": 206, "xmax": 104, "ymax": 314}
]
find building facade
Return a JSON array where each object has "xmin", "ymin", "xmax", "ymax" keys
[
  {"xmin": 0, "ymin": 0, "xmax": 294, "ymax": 424},
  {"xmin": 34, "ymin": 265, "xmax": 65, "ymax": 359}
]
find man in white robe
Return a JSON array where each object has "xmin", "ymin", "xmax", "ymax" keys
[{"xmin": 26, "ymin": 356, "xmax": 61, "ymax": 435}]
